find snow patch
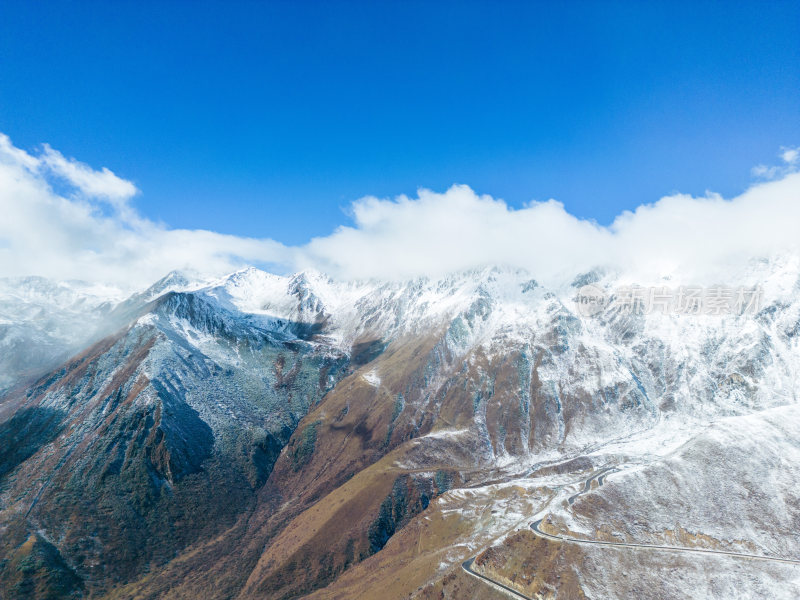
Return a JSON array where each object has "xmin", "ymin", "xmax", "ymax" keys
[{"xmin": 362, "ymin": 370, "xmax": 381, "ymax": 387}]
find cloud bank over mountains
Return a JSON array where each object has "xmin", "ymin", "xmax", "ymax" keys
[
  {"xmin": 1, "ymin": 132, "xmax": 798, "ymax": 292},
  {"xmin": 0, "ymin": 134, "xmax": 286, "ymax": 290}
]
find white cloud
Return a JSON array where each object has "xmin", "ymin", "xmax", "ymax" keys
[
  {"xmin": 752, "ymin": 145, "xmax": 800, "ymax": 180},
  {"xmin": 0, "ymin": 132, "xmax": 798, "ymax": 292},
  {"xmin": 0, "ymin": 134, "xmax": 288, "ymax": 291},
  {"xmin": 781, "ymin": 147, "xmax": 799, "ymax": 165},
  {"xmin": 293, "ymin": 176, "xmax": 800, "ymax": 285},
  {"xmin": 295, "ymin": 187, "xmax": 611, "ymax": 282},
  {"xmin": 39, "ymin": 144, "xmax": 139, "ymax": 203}
]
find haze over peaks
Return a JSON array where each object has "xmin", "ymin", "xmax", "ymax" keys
[{"xmin": 1, "ymin": 132, "xmax": 798, "ymax": 291}]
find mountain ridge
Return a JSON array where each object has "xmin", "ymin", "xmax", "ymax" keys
[{"xmin": 1, "ymin": 260, "xmax": 799, "ymax": 598}]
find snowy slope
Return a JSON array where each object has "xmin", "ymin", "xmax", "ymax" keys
[{"xmin": 1, "ymin": 258, "xmax": 800, "ymax": 599}]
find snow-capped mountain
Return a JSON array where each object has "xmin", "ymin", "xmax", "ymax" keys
[
  {"xmin": 1, "ymin": 260, "xmax": 800, "ymax": 599},
  {"xmin": 0, "ymin": 277, "xmax": 121, "ymax": 392},
  {"xmin": 0, "ymin": 272, "xmax": 212, "ymax": 393}
]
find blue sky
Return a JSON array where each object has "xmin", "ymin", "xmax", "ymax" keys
[{"xmin": 0, "ymin": 1, "xmax": 798, "ymax": 246}]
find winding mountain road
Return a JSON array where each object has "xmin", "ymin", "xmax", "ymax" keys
[
  {"xmin": 461, "ymin": 558, "xmax": 533, "ymax": 600},
  {"xmin": 462, "ymin": 466, "xmax": 800, "ymax": 598},
  {"xmin": 529, "ymin": 519, "xmax": 800, "ymax": 566},
  {"xmin": 567, "ymin": 467, "xmax": 616, "ymax": 505}
]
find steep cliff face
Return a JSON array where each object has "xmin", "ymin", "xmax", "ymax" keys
[{"xmin": 1, "ymin": 262, "xmax": 800, "ymax": 599}]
